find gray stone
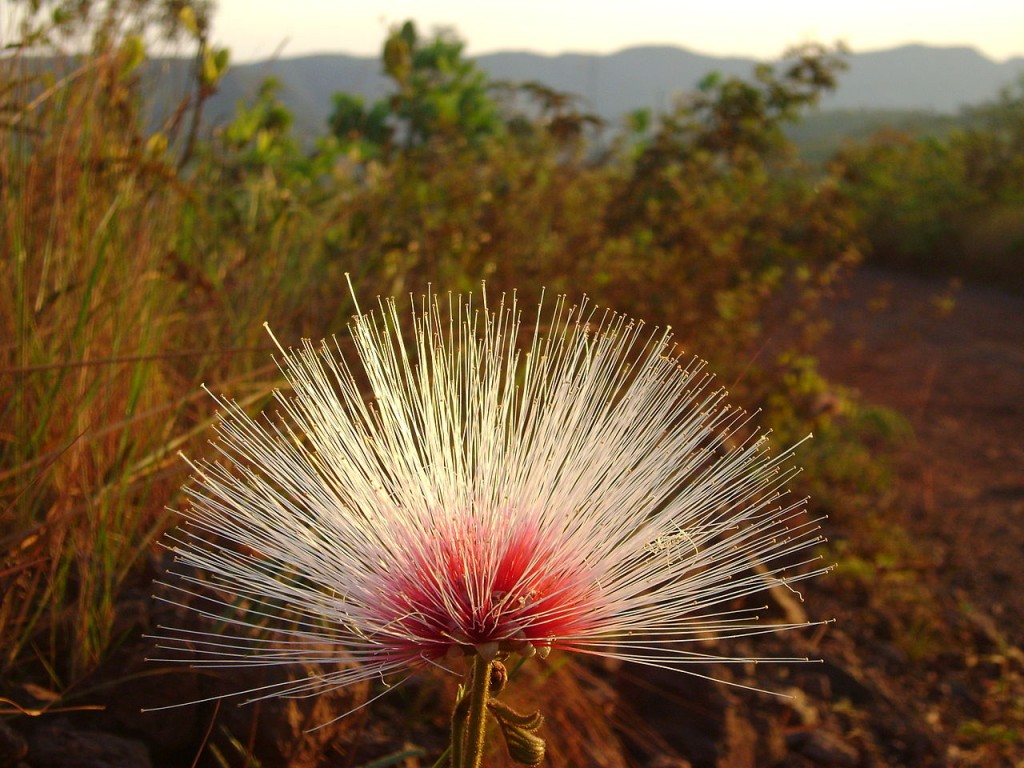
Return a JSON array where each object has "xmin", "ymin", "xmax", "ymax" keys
[{"xmin": 27, "ymin": 720, "xmax": 151, "ymax": 768}]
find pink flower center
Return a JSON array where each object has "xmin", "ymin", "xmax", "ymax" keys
[{"xmin": 372, "ymin": 517, "xmax": 597, "ymax": 663}]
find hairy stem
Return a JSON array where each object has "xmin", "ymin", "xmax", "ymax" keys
[{"xmin": 454, "ymin": 654, "xmax": 492, "ymax": 768}]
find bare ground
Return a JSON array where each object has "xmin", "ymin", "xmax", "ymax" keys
[
  {"xmin": 804, "ymin": 266, "xmax": 1024, "ymax": 766},
  {"xmin": 814, "ymin": 267, "xmax": 1024, "ymax": 650}
]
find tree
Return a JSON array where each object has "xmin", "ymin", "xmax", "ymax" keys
[
  {"xmin": 607, "ymin": 43, "xmax": 849, "ymax": 242},
  {"xmin": 640, "ymin": 43, "xmax": 847, "ymax": 168},
  {"xmin": 328, "ymin": 93, "xmax": 393, "ymax": 151},
  {"xmin": 327, "ymin": 20, "xmax": 503, "ymax": 152}
]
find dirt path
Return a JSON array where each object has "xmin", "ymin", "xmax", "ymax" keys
[{"xmin": 814, "ymin": 267, "xmax": 1024, "ymax": 649}]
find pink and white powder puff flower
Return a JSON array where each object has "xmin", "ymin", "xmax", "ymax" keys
[{"xmin": 151, "ymin": 286, "xmax": 829, "ymax": 724}]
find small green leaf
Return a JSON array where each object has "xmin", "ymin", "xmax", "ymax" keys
[
  {"xmin": 120, "ymin": 35, "xmax": 145, "ymax": 75},
  {"xmin": 179, "ymin": 5, "xmax": 199, "ymax": 37},
  {"xmin": 200, "ymin": 47, "xmax": 229, "ymax": 87}
]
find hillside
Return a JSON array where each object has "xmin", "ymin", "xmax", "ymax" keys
[{"xmin": 164, "ymin": 43, "xmax": 1024, "ymax": 139}]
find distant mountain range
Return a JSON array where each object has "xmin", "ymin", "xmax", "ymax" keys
[{"xmin": 149, "ymin": 44, "xmax": 1024, "ymax": 138}]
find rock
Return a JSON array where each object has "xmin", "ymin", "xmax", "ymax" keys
[
  {"xmin": 615, "ymin": 665, "xmax": 789, "ymax": 768},
  {"xmin": 26, "ymin": 720, "xmax": 151, "ymax": 768},
  {"xmin": 820, "ymin": 658, "xmax": 875, "ymax": 706}
]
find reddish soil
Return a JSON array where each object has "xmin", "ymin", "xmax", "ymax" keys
[
  {"xmin": 786, "ymin": 267, "xmax": 1024, "ymax": 765},
  {"xmin": 814, "ymin": 267, "xmax": 1024, "ymax": 650},
  {"xmin": 615, "ymin": 267, "xmax": 1024, "ymax": 767}
]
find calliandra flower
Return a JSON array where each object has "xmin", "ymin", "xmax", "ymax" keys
[{"xmin": 150, "ymin": 286, "xmax": 829, "ymax": 759}]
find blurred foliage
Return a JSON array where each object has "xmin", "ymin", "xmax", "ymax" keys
[
  {"xmin": 786, "ymin": 108, "xmax": 964, "ymax": 166},
  {"xmin": 833, "ymin": 131, "xmax": 979, "ymax": 273},
  {"xmin": 959, "ymin": 75, "xmax": 1024, "ymax": 201},
  {"xmin": 4, "ymin": 0, "xmax": 216, "ymax": 47},
  {"xmin": 833, "ymin": 75, "xmax": 1024, "ymax": 290}
]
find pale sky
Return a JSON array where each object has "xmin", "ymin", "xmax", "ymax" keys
[{"xmin": 212, "ymin": 1, "xmax": 1024, "ymax": 63}]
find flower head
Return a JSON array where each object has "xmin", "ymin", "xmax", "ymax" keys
[{"xmin": 153, "ymin": 288, "xmax": 828, "ymax": 712}]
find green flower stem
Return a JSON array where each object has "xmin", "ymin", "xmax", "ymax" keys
[{"xmin": 456, "ymin": 654, "xmax": 493, "ymax": 768}]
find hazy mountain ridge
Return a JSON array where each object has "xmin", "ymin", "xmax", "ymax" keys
[{"xmin": 157, "ymin": 43, "xmax": 1024, "ymax": 137}]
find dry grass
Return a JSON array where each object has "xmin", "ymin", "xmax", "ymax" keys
[{"xmin": 1, "ymin": 33, "xmax": 246, "ymax": 688}]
